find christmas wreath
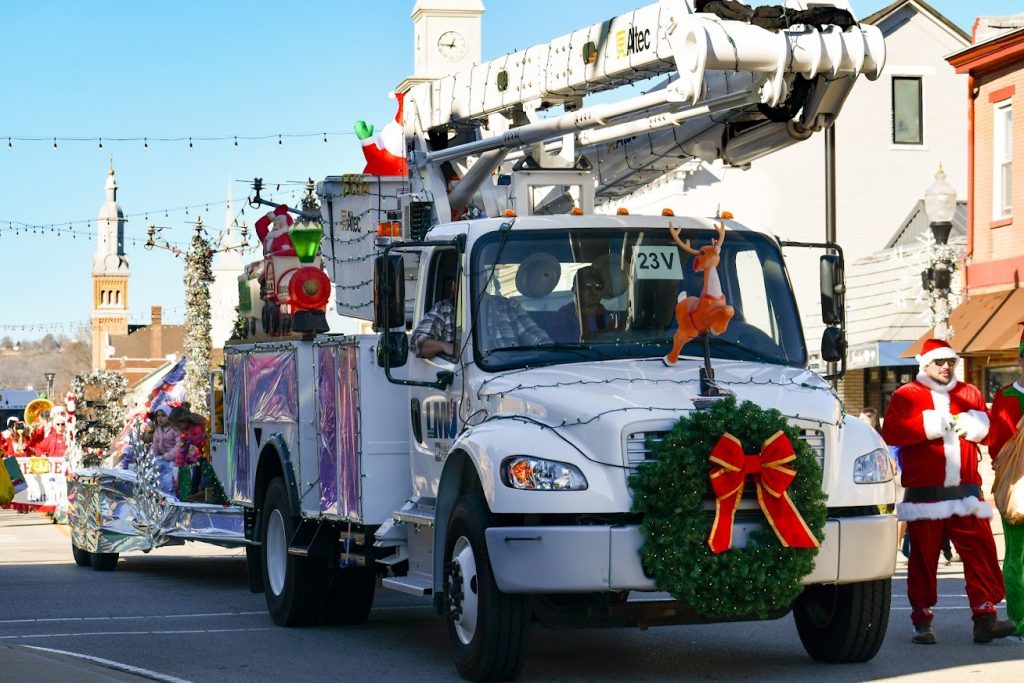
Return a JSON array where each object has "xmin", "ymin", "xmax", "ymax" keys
[{"xmin": 630, "ymin": 396, "xmax": 827, "ymax": 619}]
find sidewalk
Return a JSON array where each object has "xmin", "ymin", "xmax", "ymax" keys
[{"xmin": 0, "ymin": 644, "xmax": 171, "ymax": 682}]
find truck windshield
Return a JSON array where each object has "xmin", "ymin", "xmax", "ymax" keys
[{"xmin": 469, "ymin": 226, "xmax": 806, "ymax": 371}]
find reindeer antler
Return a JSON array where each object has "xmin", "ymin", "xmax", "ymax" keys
[{"xmin": 668, "ymin": 221, "xmax": 699, "ymax": 255}]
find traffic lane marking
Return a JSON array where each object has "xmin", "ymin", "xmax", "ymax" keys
[
  {"xmin": 22, "ymin": 645, "xmax": 192, "ymax": 683},
  {"xmin": 1, "ymin": 627, "xmax": 276, "ymax": 640},
  {"xmin": 0, "ymin": 611, "xmax": 267, "ymax": 625}
]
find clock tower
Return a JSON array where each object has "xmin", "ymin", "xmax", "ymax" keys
[
  {"xmin": 397, "ymin": 0, "xmax": 483, "ymax": 93},
  {"xmin": 91, "ymin": 163, "xmax": 130, "ymax": 370}
]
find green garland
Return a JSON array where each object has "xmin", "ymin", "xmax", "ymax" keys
[{"xmin": 630, "ymin": 396, "xmax": 827, "ymax": 619}]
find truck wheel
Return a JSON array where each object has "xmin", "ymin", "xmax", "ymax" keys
[
  {"xmin": 793, "ymin": 579, "xmax": 890, "ymax": 663},
  {"xmin": 90, "ymin": 552, "xmax": 119, "ymax": 571},
  {"xmin": 324, "ymin": 565, "xmax": 376, "ymax": 625},
  {"xmin": 71, "ymin": 544, "xmax": 92, "ymax": 568},
  {"xmin": 444, "ymin": 494, "xmax": 529, "ymax": 682},
  {"xmin": 260, "ymin": 477, "xmax": 324, "ymax": 626}
]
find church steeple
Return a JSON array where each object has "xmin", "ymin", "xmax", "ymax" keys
[{"xmin": 91, "ymin": 163, "xmax": 130, "ymax": 370}]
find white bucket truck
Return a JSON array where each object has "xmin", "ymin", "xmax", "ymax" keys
[{"xmin": 211, "ymin": 2, "xmax": 895, "ymax": 680}]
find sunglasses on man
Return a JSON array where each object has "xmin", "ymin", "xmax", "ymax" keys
[{"xmin": 930, "ymin": 358, "xmax": 957, "ymax": 367}]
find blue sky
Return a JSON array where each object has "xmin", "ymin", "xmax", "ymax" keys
[{"xmin": 0, "ymin": 0, "xmax": 1017, "ymax": 340}]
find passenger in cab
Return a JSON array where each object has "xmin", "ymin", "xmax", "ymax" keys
[{"xmin": 553, "ymin": 266, "xmax": 618, "ymax": 342}]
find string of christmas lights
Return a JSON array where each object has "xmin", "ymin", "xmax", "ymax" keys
[
  {"xmin": 0, "ymin": 310, "xmax": 185, "ymax": 334},
  {"xmin": 4, "ymin": 131, "xmax": 355, "ymax": 150}
]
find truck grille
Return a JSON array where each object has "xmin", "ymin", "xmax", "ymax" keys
[{"xmin": 625, "ymin": 428, "xmax": 826, "ymax": 479}]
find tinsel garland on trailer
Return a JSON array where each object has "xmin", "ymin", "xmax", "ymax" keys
[{"xmin": 183, "ymin": 228, "xmax": 214, "ymax": 417}]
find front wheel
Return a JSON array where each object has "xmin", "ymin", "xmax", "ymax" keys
[
  {"xmin": 793, "ymin": 579, "xmax": 891, "ymax": 663},
  {"xmin": 260, "ymin": 477, "xmax": 325, "ymax": 625},
  {"xmin": 444, "ymin": 494, "xmax": 529, "ymax": 682}
]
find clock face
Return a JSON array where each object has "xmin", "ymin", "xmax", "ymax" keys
[{"xmin": 437, "ymin": 30, "xmax": 468, "ymax": 61}]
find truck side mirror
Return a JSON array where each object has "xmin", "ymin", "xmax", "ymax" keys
[
  {"xmin": 821, "ymin": 326, "xmax": 846, "ymax": 363},
  {"xmin": 373, "ymin": 254, "xmax": 406, "ymax": 332},
  {"xmin": 819, "ymin": 254, "xmax": 844, "ymax": 325},
  {"xmin": 376, "ymin": 331, "xmax": 409, "ymax": 368}
]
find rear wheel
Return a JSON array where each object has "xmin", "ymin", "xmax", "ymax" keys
[
  {"xmin": 324, "ymin": 565, "xmax": 376, "ymax": 625},
  {"xmin": 793, "ymin": 579, "xmax": 891, "ymax": 662},
  {"xmin": 444, "ymin": 494, "xmax": 529, "ymax": 682},
  {"xmin": 71, "ymin": 544, "xmax": 92, "ymax": 567},
  {"xmin": 260, "ymin": 477, "xmax": 324, "ymax": 625},
  {"xmin": 90, "ymin": 552, "xmax": 119, "ymax": 571}
]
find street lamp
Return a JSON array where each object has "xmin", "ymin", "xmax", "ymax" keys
[
  {"xmin": 44, "ymin": 372, "xmax": 56, "ymax": 400},
  {"xmin": 921, "ymin": 165, "xmax": 958, "ymax": 340}
]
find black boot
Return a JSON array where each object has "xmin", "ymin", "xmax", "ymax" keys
[
  {"xmin": 913, "ymin": 620, "xmax": 936, "ymax": 644},
  {"xmin": 973, "ymin": 614, "xmax": 1016, "ymax": 643}
]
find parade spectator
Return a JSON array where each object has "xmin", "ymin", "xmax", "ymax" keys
[
  {"xmin": 985, "ymin": 326, "xmax": 1024, "ymax": 637},
  {"xmin": 882, "ymin": 338, "xmax": 1016, "ymax": 644}
]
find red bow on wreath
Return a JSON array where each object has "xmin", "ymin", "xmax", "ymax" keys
[{"xmin": 707, "ymin": 431, "xmax": 819, "ymax": 554}]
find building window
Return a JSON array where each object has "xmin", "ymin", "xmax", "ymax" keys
[
  {"xmin": 985, "ymin": 365, "xmax": 1019, "ymax": 403},
  {"xmin": 892, "ymin": 76, "xmax": 923, "ymax": 145},
  {"xmin": 994, "ymin": 99, "xmax": 1013, "ymax": 219}
]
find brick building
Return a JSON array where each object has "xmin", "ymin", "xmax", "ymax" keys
[{"xmin": 929, "ymin": 17, "xmax": 1024, "ymax": 400}]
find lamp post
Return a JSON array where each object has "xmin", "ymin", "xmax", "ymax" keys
[
  {"xmin": 921, "ymin": 165, "xmax": 958, "ymax": 340},
  {"xmin": 43, "ymin": 372, "xmax": 55, "ymax": 400}
]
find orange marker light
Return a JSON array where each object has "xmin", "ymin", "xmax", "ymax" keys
[
  {"xmin": 661, "ymin": 208, "xmax": 675, "ymax": 216},
  {"xmin": 720, "ymin": 210, "xmax": 734, "ymax": 220},
  {"xmin": 616, "ymin": 207, "xmax": 629, "ymax": 215},
  {"xmin": 503, "ymin": 209, "xmax": 518, "ymax": 217},
  {"xmin": 570, "ymin": 207, "xmax": 584, "ymax": 215},
  {"xmin": 510, "ymin": 459, "xmax": 533, "ymax": 486}
]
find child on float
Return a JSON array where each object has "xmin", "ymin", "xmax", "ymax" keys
[{"xmin": 149, "ymin": 405, "xmax": 179, "ymax": 493}]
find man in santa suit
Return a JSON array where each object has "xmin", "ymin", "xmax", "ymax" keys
[
  {"xmin": 883, "ymin": 338, "xmax": 1016, "ymax": 644},
  {"xmin": 254, "ymin": 204, "xmax": 297, "ymax": 258},
  {"xmin": 985, "ymin": 324, "xmax": 1024, "ymax": 636}
]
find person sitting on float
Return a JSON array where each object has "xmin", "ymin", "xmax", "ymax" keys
[{"xmin": 31, "ymin": 414, "xmax": 68, "ymax": 458}]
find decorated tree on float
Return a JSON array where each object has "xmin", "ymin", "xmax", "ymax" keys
[
  {"xmin": 68, "ymin": 370, "xmax": 128, "ymax": 466},
  {"xmin": 183, "ymin": 220, "xmax": 214, "ymax": 417}
]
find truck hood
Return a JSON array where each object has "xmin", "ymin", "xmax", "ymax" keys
[{"xmin": 476, "ymin": 359, "xmax": 839, "ymax": 467}]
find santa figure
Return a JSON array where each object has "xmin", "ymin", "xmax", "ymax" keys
[
  {"xmin": 64, "ymin": 392, "xmax": 77, "ymax": 439},
  {"xmin": 882, "ymin": 338, "xmax": 1016, "ymax": 644},
  {"xmin": 254, "ymin": 204, "xmax": 297, "ymax": 258},
  {"xmin": 354, "ymin": 92, "xmax": 407, "ymax": 177}
]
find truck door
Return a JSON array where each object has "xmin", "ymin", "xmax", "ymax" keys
[{"xmin": 407, "ymin": 248, "xmax": 463, "ymax": 499}]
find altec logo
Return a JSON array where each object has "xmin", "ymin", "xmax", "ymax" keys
[{"xmin": 616, "ymin": 26, "xmax": 652, "ymax": 59}]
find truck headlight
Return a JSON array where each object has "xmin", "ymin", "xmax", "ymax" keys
[
  {"xmin": 853, "ymin": 448, "xmax": 894, "ymax": 484},
  {"xmin": 502, "ymin": 457, "xmax": 588, "ymax": 491}
]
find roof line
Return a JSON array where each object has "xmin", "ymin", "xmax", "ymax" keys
[{"xmin": 863, "ymin": 0, "xmax": 971, "ymax": 44}]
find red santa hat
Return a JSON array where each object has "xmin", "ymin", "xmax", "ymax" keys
[
  {"xmin": 916, "ymin": 338, "xmax": 958, "ymax": 368},
  {"xmin": 272, "ymin": 204, "xmax": 294, "ymax": 227}
]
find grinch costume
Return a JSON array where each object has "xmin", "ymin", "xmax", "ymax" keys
[{"xmin": 882, "ymin": 339, "xmax": 1011, "ymax": 641}]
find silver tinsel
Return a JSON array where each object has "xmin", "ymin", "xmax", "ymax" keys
[{"xmin": 129, "ymin": 423, "xmax": 166, "ymax": 542}]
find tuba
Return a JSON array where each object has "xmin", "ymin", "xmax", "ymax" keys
[{"xmin": 24, "ymin": 398, "xmax": 54, "ymax": 426}]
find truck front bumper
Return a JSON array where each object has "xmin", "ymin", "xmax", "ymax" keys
[{"xmin": 484, "ymin": 514, "xmax": 897, "ymax": 594}]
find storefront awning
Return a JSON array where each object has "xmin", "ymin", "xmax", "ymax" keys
[{"xmin": 904, "ymin": 288, "xmax": 1024, "ymax": 357}]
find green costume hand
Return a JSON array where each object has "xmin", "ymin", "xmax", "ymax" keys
[{"xmin": 354, "ymin": 121, "xmax": 374, "ymax": 140}]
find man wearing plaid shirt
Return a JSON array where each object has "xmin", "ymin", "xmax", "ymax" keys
[{"xmin": 411, "ymin": 293, "xmax": 551, "ymax": 360}]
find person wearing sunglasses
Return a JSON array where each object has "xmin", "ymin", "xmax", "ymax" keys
[
  {"xmin": 553, "ymin": 266, "xmax": 618, "ymax": 342},
  {"xmin": 883, "ymin": 338, "xmax": 1015, "ymax": 645}
]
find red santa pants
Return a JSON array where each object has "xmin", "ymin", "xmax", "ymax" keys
[{"xmin": 906, "ymin": 514, "xmax": 1006, "ymax": 625}]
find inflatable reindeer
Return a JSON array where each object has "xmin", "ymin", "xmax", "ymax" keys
[{"xmin": 663, "ymin": 214, "xmax": 735, "ymax": 366}]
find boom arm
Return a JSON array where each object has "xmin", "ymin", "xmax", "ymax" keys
[{"xmin": 402, "ymin": 0, "xmax": 884, "ymax": 222}]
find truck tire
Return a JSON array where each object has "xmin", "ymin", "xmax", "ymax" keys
[
  {"xmin": 443, "ymin": 494, "xmax": 529, "ymax": 682},
  {"xmin": 260, "ymin": 477, "xmax": 324, "ymax": 626},
  {"xmin": 324, "ymin": 565, "xmax": 376, "ymax": 625},
  {"xmin": 71, "ymin": 544, "xmax": 92, "ymax": 568},
  {"xmin": 793, "ymin": 579, "xmax": 890, "ymax": 663},
  {"xmin": 90, "ymin": 552, "xmax": 119, "ymax": 571}
]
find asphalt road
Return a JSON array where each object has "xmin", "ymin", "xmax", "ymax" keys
[{"xmin": 1, "ymin": 509, "xmax": 1022, "ymax": 682}]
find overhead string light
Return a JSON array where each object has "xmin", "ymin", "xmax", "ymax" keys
[{"xmin": 1, "ymin": 130, "xmax": 354, "ymax": 148}]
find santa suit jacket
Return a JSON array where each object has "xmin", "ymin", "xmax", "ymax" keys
[
  {"xmin": 255, "ymin": 213, "xmax": 297, "ymax": 258},
  {"xmin": 987, "ymin": 381, "xmax": 1024, "ymax": 462},
  {"xmin": 881, "ymin": 374, "xmax": 991, "ymax": 521}
]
